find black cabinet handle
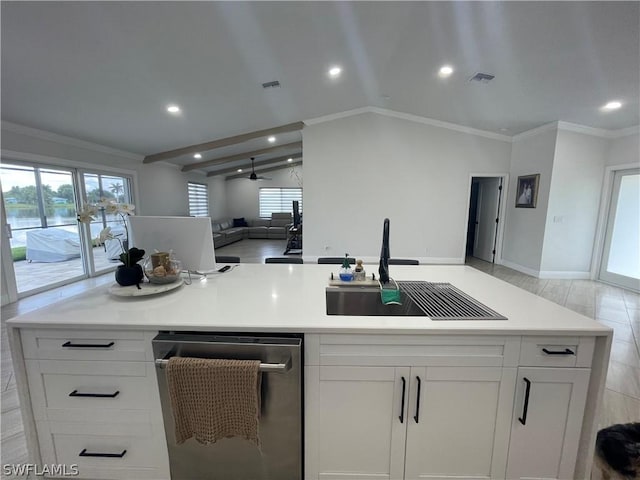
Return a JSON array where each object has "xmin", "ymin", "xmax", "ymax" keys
[
  {"xmin": 79, "ymin": 449, "xmax": 126, "ymax": 458},
  {"xmin": 542, "ymin": 347, "xmax": 575, "ymax": 355},
  {"xmin": 62, "ymin": 341, "xmax": 115, "ymax": 349},
  {"xmin": 518, "ymin": 377, "xmax": 531, "ymax": 425},
  {"xmin": 413, "ymin": 376, "xmax": 422, "ymax": 424},
  {"xmin": 69, "ymin": 390, "xmax": 120, "ymax": 398},
  {"xmin": 399, "ymin": 377, "xmax": 406, "ymax": 423}
]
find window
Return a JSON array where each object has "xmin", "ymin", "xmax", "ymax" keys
[
  {"xmin": 259, "ymin": 188, "xmax": 302, "ymax": 218},
  {"xmin": 188, "ymin": 182, "xmax": 209, "ymax": 217}
]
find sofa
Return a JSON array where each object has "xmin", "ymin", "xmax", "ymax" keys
[{"xmin": 212, "ymin": 213, "xmax": 293, "ymax": 248}]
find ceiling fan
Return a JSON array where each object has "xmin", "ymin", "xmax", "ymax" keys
[{"xmin": 247, "ymin": 157, "xmax": 271, "ymax": 181}]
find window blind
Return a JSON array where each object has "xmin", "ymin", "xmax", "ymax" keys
[
  {"xmin": 259, "ymin": 188, "xmax": 302, "ymax": 218},
  {"xmin": 188, "ymin": 182, "xmax": 209, "ymax": 217}
]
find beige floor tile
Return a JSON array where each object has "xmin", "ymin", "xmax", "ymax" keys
[
  {"xmin": 598, "ymin": 389, "xmax": 640, "ymax": 429},
  {"xmin": 598, "ymin": 320, "xmax": 636, "ymax": 344},
  {"xmin": 539, "ymin": 285, "xmax": 570, "ymax": 305},
  {"xmin": 594, "ymin": 296, "xmax": 628, "ymax": 312},
  {"xmin": 0, "ymin": 407, "xmax": 24, "ymax": 442},
  {"xmin": 623, "ymin": 291, "xmax": 640, "ymax": 309},
  {"xmin": 606, "ymin": 360, "xmax": 640, "ymax": 399},
  {"xmin": 1, "ymin": 388, "xmax": 20, "ymax": 414},
  {"xmin": 628, "ymin": 308, "xmax": 640, "ymax": 323},
  {"xmin": 596, "ymin": 306, "xmax": 631, "ymax": 324},
  {"xmin": 610, "ymin": 340, "xmax": 640, "ymax": 368},
  {"xmin": 2, "ymin": 372, "xmax": 12, "ymax": 392},
  {"xmin": 0, "ymin": 431, "xmax": 29, "ymax": 468}
]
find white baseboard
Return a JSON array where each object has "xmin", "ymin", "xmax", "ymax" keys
[
  {"xmin": 538, "ymin": 271, "xmax": 591, "ymax": 280},
  {"xmin": 501, "ymin": 260, "xmax": 591, "ymax": 280},
  {"xmin": 501, "ymin": 260, "xmax": 540, "ymax": 277}
]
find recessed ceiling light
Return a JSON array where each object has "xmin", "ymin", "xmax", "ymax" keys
[
  {"xmin": 438, "ymin": 65, "xmax": 454, "ymax": 78},
  {"xmin": 268, "ymin": 136, "xmax": 276, "ymax": 143},
  {"xmin": 194, "ymin": 153, "xmax": 202, "ymax": 159},
  {"xmin": 166, "ymin": 105, "xmax": 181, "ymax": 114},
  {"xmin": 237, "ymin": 169, "xmax": 243, "ymax": 173},
  {"xmin": 287, "ymin": 158, "xmax": 293, "ymax": 162},
  {"xmin": 328, "ymin": 66, "xmax": 342, "ymax": 78},
  {"xmin": 602, "ymin": 101, "xmax": 622, "ymax": 111}
]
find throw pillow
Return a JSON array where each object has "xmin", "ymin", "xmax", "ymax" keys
[{"xmin": 233, "ymin": 217, "xmax": 248, "ymax": 227}]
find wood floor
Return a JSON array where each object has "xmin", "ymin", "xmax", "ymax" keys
[{"xmin": 1, "ymin": 243, "xmax": 638, "ymax": 479}]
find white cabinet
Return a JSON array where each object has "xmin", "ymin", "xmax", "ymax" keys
[
  {"xmin": 305, "ymin": 334, "xmax": 594, "ymax": 480},
  {"xmin": 20, "ymin": 329, "xmax": 169, "ymax": 480},
  {"xmin": 404, "ymin": 366, "xmax": 515, "ymax": 480},
  {"xmin": 306, "ymin": 366, "xmax": 408, "ymax": 479},
  {"xmin": 505, "ymin": 367, "xmax": 590, "ymax": 480},
  {"xmin": 305, "ymin": 335, "xmax": 520, "ymax": 480}
]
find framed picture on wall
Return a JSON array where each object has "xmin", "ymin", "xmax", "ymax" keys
[{"xmin": 515, "ymin": 174, "xmax": 540, "ymax": 208}]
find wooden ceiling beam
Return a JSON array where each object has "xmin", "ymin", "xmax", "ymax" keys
[
  {"xmin": 181, "ymin": 142, "xmax": 302, "ymax": 172},
  {"xmin": 143, "ymin": 121, "xmax": 304, "ymax": 164},
  {"xmin": 225, "ymin": 161, "xmax": 303, "ymax": 180},
  {"xmin": 206, "ymin": 153, "xmax": 302, "ymax": 177}
]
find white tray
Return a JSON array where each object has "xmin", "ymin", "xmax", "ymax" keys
[{"xmin": 109, "ymin": 278, "xmax": 184, "ymax": 297}]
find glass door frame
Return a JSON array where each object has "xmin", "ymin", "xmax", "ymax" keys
[
  {"xmin": 77, "ymin": 168, "xmax": 136, "ymax": 277},
  {"xmin": 594, "ymin": 165, "xmax": 640, "ymax": 292},
  {"xmin": 0, "ymin": 152, "xmax": 139, "ymax": 302}
]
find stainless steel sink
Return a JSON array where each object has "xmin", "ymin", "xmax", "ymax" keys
[
  {"xmin": 326, "ymin": 286, "xmax": 427, "ymax": 316},
  {"xmin": 326, "ymin": 281, "xmax": 507, "ymax": 320}
]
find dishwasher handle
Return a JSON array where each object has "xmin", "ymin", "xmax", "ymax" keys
[{"xmin": 155, "ymin": 356, "xmax": 291, "ymax": 372}]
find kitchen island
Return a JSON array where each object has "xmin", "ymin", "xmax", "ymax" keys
[{"xmin": 7, "ymin": 264, "xmax": 612, "ymax": 480}]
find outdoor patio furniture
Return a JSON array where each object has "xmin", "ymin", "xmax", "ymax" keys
[{"xmin": 26, "ymin": 228, "xmax": 80, "ymax": 262}]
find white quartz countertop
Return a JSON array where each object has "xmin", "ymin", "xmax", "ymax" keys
[{"xmin": 7, "ymin": 264, "xmax": 612, "ymax": 336}]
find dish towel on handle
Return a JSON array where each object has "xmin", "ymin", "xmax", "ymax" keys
[{"xmin": 167, "ymin": 357, "xmax": 262, "ymax": 446}]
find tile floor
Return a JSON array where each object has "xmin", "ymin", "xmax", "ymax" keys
[{"xmin": 0, "ymin": 245, "xmax": 638, "ymax": 479}]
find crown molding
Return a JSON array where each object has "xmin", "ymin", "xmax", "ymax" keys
[
  {"xmin": 511, "ymin": 122, "xmax": 559, "ymax": 142},
  {"xmin": 610, "ymin": 125, "xmax": 640, "ymax": 138},
  {"xmin": 305, "ymin": 106, "xmax": 512, "ymax": 143},
  {"xmin": 1, "ymin": 120, "xmax": 144, "ymax": 162}
]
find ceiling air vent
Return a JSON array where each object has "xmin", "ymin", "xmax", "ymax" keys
[
  {"xmin": 469, "ymin": 72, "xmax": 495, "ymax": 84},
  {"xmin": 261, "ymin": 80, "xmax": 281, "ymax": 89}
]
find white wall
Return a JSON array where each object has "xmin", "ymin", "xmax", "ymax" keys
[
  {"xmin": 607, "ymin": 130, "xmax": 639, "ymax": 166},
  {"xmin": 224, "ymin": 165, "xmax": 303, "ymax": 221},
  {"xmin": 540, "ymin": 130, "xmax": 608, "ymax": 276},
  {"xmin": 302, "ymin": 111, "xmax": 511, "ymax": 262},
  {"xmin": 502, "ymin": 126, "xmax": 557, "ymax": 273}
]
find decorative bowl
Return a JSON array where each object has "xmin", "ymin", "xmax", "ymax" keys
[{"xmin": 143, "ymin": 257, "xmax": 182, "ymax": 284}]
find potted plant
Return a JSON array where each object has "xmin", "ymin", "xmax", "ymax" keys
[{"xmin": 77, "ymin": 199, "xmax": 145, "ymax": 288}]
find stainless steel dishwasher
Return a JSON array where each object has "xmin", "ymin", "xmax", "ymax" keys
[{"xmin": 153, "ymin": 332, "xmax": 303, "ymax": 480}]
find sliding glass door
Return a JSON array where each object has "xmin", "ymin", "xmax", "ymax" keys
[
  {"xmin": 1, "ymin": 163, "xmax": 86, "ymax": 295},
  {"xmin": 599, "ymin": 168, "xmax": 640, "ymax": 291},
  {"xmin": 1, "ymin": 161, "xmax": 135, "ymax": 299}
]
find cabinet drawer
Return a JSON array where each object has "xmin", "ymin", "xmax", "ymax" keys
[
  {"xmin": 519, "ymin": 336, "xmax": 595, "ymax": 367},
  {"xmin": 36, "ymin": 421, "xmax": 169, "ymax": 480},
  {"xmin": 316, "ymin": 334, "xmax": 521, "ymax": 367},
  {"xmin": 26, "ymin": 360, "xmax": 158, "ymax": 422},
  {"xmin": 21, "ymin": 329, "xmax": 153, "ymax": 361}
]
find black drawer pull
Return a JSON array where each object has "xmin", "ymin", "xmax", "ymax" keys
[
  {"xmin": 399, "ymin": 376, "xmax": 406, "ymax": 424},
  {"xmin": 518, "ymin": 377, "xmax": 531, "ymax": 425},
  {"xmin": 69, "ymin": 390, "xmax": 120, "ymax": 398},
  {"xmin": 413, "ymin": 376, "xmax": 422, "ymax": 424},
  {"xmin": 62, "ymin": 341, "xmax": 115, "ymax": 349},
  {"xmin": 79, "ymin": 448, "xmax": 126, "ymax": 458},
  {"xmin": 542, "ymin": 347, "xmax": 575, "ymax": 355}
]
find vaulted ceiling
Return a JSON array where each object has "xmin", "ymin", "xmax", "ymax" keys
[{"xmin": 1, "ymin": 1, "xmax": 638, "ymax": 177}]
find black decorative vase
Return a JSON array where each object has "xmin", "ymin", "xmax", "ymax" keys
[{"xmin": 115, "ymin": 264, "xmax": 144, "ymax": 287}]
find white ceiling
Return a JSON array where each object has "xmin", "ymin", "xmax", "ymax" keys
[{"xmin": 1, "ymin": 1, "xmax": 638, "ymax": 176}]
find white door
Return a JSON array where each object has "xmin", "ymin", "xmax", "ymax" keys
[
  {"xmin": 473, "ymin": 178, "xmax": 501, "ymax": 263},
  {"xmin": 404, "ymin": 366, "xmax": 516, "ymax": 480},
  {"xmin": 506, "ymin": 367, "xmax": 590, "ymax": 480},
  {"xmin": 306, "ymin": 365, "xmax": 409, "ymax": 480},
  {"xmin": 599, "ymin": 168, "xmax": 640, "ymax": 291}
]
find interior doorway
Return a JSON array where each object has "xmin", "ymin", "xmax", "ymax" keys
[{"xmin": 465, "ymin": 176, "xmax": 504, "ymax": 264}]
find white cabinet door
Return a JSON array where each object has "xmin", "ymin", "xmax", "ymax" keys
[
  {"xmin": 506, "ymin": 367, "xmax": 590, "ymax": 480},
  {"xmin": 306, "ymin": 365, "xmax": 409, "ymax": 480},
  {"xmin": 404, "ymin": 366, "xmax": 516, "ymax": 480}
]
